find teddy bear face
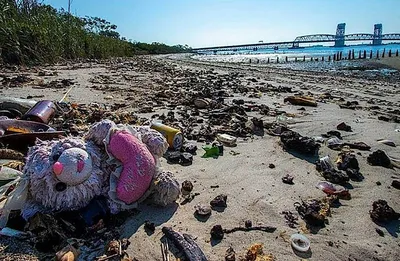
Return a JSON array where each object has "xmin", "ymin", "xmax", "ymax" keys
[
  {"xmin": 24, "ymin": 138, "xmax": 106, "ymax": 212},
  {"xmin": 52, "ymin": 147, "xmax": 93, "ymax": 187}
]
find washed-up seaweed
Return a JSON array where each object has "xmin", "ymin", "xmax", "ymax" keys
[
  {"xmin": 281, "ymin": 211, "xmax": 298, "ymax": 228},
  {"xmin": 294, "ymin": 197, "xmax": 333, "ymax": 227},
  {"xmin": 280, "ymin": 130, "xmax": 320, "ymax": 155},
  {"xmin": 367, "ymin": 150, "xmax": 392, "ymax": 168},
  {"xmin": 369, "ymin": 200, "xmax": 400, "ymax": 223},
  {"xmin": 241, "ymin": 243, "xmax": 276, "ymax": 261},
  {"xmin": 0, "ymin": 148, "xmax": 25, "ymax": 160}
]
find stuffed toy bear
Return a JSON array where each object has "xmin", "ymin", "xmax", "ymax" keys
[{"xmin": 0, "ymin": 119, "xmax": 180, "ymax": 224}]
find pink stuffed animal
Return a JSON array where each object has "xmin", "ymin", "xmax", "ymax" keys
[{"xmin": 0, "ymin": 120, "xmax": 181, "ymax": 222}]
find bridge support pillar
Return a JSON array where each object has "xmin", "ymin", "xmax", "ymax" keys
[
  {"xmin": 373, "ymin": 24, "xmax": 383, "ymax": 45},
  {"xmin": 334, "ymin": 23, "xmax": 346, "ymax": 47}
]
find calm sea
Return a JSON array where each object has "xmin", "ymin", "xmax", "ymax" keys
[{"xmin": 194, "ymin": 43, "xmax": 400, "ymax": 63}]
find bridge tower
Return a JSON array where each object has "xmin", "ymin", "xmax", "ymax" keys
[
  {"xmin": 373, "ymin": 24, "xmax": 383, "ymax": 45},
  {"xmin": 334, "ymin": 23, "xmax": 346, "ymax": 47}
]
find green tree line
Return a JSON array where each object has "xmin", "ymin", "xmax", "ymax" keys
[{"xmin": 0, "ymin": 0, "xmax": 191, "ymax": 65}]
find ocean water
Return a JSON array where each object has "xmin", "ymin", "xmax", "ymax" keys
[
  {"xmin": 192, "ymin": 43, "xmax": 400, "ymax": 75},
  {"xmin": 193, "ymin": 43, "xmax": 400, "ymax": 63}
]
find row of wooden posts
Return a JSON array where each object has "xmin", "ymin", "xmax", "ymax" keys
[{"xmin": 249, "ymin": 49, "xmax": 399, "ymax": 64}]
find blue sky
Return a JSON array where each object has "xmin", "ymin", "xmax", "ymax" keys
[{"xmin": 43, "ymin": 0, "xmax": 400, "ymax": 48}]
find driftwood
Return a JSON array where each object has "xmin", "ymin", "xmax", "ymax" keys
[
  {"xmin": 162, "ymin": 227, "xmax": 208, "ymax": 261},
  {"xmin": 223, "ymin": 225, "xmax": 276, "ymax": 234}
]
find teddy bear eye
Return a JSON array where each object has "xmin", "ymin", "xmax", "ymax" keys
[{"xmin": 52, "ymin": 152, "xmax": 61, "ymax": 161}]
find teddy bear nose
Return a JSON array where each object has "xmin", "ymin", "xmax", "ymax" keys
[
  {"xmin": 53, "ymin": 162, "xmax": 64, "ymax": 175},
  {"xmin": 77, "ymin": 159, "xmax": 85, "ymax": 173}
]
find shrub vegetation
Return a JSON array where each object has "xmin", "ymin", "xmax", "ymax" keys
[{"xmin": 0, "ymin": 0, "xmax": 190, "ymax": 65}]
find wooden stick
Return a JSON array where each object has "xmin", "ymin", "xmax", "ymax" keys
[
  {"xmin": 223, "ymin": 225, "xmax": 276, "ymax": 234},
  {"xmin": 59, "ymin": 85, "xmax": 75, "ymax": 103},
  {"xmin": 162, "ymin": 227, "xmax": 208, "ymax": 261}
]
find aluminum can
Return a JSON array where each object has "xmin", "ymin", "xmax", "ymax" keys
[
  {"xmin": 151, "ymin": 122, "xmax": 183, "ymax": 150},
  {"xmin": 22, "ymin": 100, "xmax": 56, "ymax": 124}
]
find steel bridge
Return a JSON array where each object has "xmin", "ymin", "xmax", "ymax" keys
[
  {"xmin": 193, "ymin": 23, "xmax": 400, "ymax": 53},
  {"xmin": 293, "ymin": 33, "xmax": 400, "ymax": 43}
]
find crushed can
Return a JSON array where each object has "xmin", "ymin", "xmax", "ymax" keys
[
  {"xmin": 151, "ymin": 122, "xmax": 183, "ymax": 150},
  {"xmin": 21, "ymin": 100, "xmax": 56, "ymax": 124}
]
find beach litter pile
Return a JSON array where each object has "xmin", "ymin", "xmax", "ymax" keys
[{"xmin": 0, "ymin": 57, "xmax": 399, "ymax": 261}]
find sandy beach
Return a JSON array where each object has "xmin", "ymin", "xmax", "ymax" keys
[{"xmin": 0, "ymin": 54, "xmax": 399, "ymax": 261}]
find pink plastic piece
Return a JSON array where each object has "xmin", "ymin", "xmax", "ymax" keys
[{"xmin": 107, "ymin": 130, "xmax": 155, "ymax": 204}]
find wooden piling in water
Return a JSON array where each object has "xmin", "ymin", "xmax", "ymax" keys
[
  {"xmin": 276, "ymin": 57, "xmax": 279, "ymax": 63},
  {"xmin": 348, "ymin": 50, "xmax": 351, "ymax": 60},
  {"xmin": 382, "ymin": 49, "xmax": 385, "ymax": 58},
  {"xmin": 333, "ymin": 54, "xmax": 336, "ymax": 61},
  {"xmin": 370, "ymin": 50, "xmax": 373, "ymax": 59},
  {"xmin": 328, "ymin": 55, "xmax": 331, "ymax": 61},
  {"xmin": 303, "ymin": 56, "xmax": 306, "ymax": 61},
  {"xmin": 285, "ymin": 56, "xmax": 288, "ymax": 62},
  {"xmin": 311, "ymin": 57, "xmax": 313, "ymax": 61},
  {"xmin": 295, "ymin": 57, "xmax": 298, "ymax": 62},
  {"xmin": 358, "ymin": 50, "xmax": 361, "ymax": 59},
  {"xmin": 376, "ymin": 50, "xmax": 379, "ymax": 59},
  {"xmin": 351, "ymin": 49, "xmax": 355, "ymax": 60},
  {"xmin": 339, "ymin": 51, "xmax": 343, "ymax": 60},
  {"xmin": 267, "ymin": 57, "xmax": 270, "ymax": 63},
  {"xmin": 388, "ymin": 50, "xmax": 392, "ymax": 57},
  {"xmin": 363, "ymin": 50, "xmax": 366, "ymax": 59},
  {"xmin": 396, "ymin": 50, "xmax": 399, "ymax": 56},
  {"xmin": 322, "ymin": 56, "xmax": 324, "ymax": 61}
]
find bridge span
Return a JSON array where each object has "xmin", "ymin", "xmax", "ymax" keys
[{"xmin": 193, "ymin": 23, "xmax": 400, "ymax": 53}]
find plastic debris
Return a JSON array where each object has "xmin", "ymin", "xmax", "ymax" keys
[
  {"xmin": 0, "ymin": 227, "xmax": 31, "ymax": 239},
  {"xmin": 316, "ymin": 156, "xmax": 349, "ymax": 184},
  {"xmin": 316, "ymin": 181, "xmax": 351, "ymax": 199},
  {"xmin": 290, "ymin": 233, "xmax": 310, "ymax": 252},
  {"xmin": 216, "ymin": 133, "xmax": 237, "ymax": 146},
  {"xmin": 202, "ymin": 145, "xmax": 220, "ymax": 158}
]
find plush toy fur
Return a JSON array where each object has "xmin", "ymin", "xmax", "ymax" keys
[{"xmin": 19, "ymin": 119, "xmax": 180, "ymax": 219}]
